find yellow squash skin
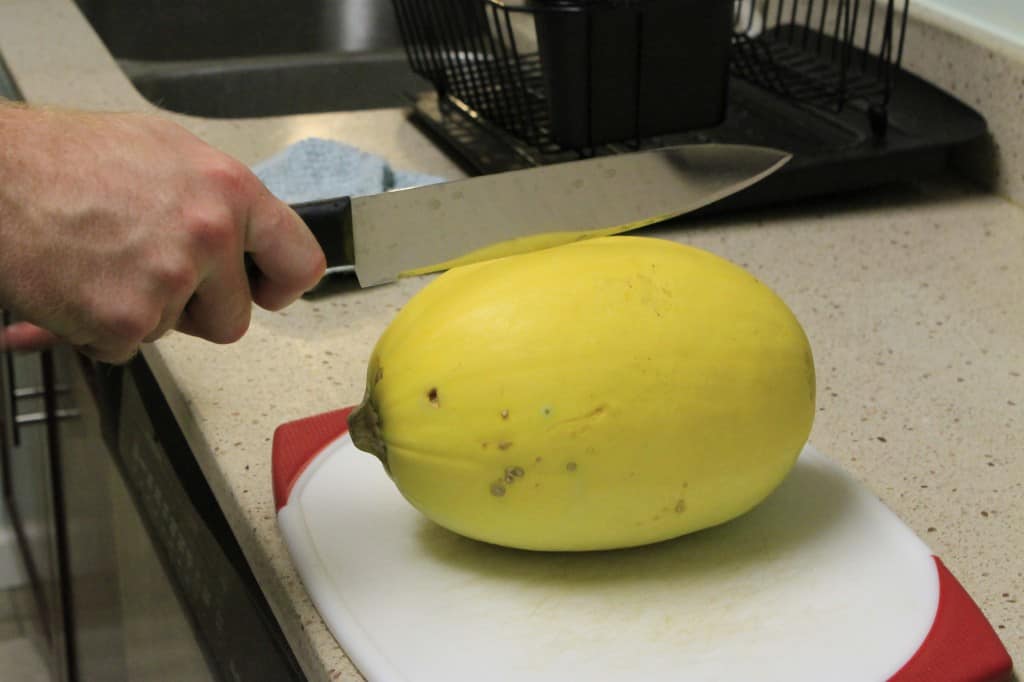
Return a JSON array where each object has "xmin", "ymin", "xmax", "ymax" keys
[{"xmin": 349, "ymin": 236, "xmax": 815, "ymax": 551}]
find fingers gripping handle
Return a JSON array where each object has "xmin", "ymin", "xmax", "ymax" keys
[{"xmin": 245, "ymin": 196, "xmax": 354, "ymax": 284}]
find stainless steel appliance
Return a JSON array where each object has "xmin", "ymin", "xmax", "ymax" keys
[{"xmin": 1, "ymin": 319, "xmax": 304, "ymax": 681}]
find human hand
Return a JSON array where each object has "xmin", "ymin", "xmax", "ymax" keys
[
  {"xmin": 0, "ymin": 321, "xmax": 58, "ymax": 352},
  {"xmin": 0, "ymin": 106, "xmax": 325, "ymax": 363}
]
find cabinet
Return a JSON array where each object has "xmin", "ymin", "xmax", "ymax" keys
[
  {"xmin": 58, "ymin": 351, "xmax": 215, "ymax": 682},
  {"xmin": 2, "ymin": 321, "xmax": 300, "ymax": 680}
]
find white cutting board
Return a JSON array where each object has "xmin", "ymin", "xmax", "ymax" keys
[{"xmin": 272, "ymin": 408, "xmax": 1011, "ymax": 682}]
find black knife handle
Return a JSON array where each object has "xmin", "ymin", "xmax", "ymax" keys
[
  {"xmin": 244, "ymin": 196, "xmax": 354, "ymax": 283},
  {"xmin": 292, "ymin": 197, "xmax": 353, "ymax": 269}
]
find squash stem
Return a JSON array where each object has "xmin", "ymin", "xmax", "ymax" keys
[{"xmin": 348, "ymin": 399, "xmax": 389, "ymax": 472}]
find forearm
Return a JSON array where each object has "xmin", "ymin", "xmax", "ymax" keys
[
  {"xmin": 0, "ymin": 101, "xmax": 51, "ymax": 318},
  {"xmin": 0, "ymin": 102, "xmax": 117, "ymax": 326}
]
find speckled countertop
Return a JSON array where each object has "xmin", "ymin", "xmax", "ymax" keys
[{"xmin": 1, "ymin": 1, "xmax": 1022, "ymax": 679}]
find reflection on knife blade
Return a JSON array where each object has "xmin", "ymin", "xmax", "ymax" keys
[{"xmin": 293, "ymin": 143, "xmax": 791, "ymax": 288}]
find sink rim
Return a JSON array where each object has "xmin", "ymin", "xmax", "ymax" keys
[
  {"xmin": 117, "ymin": 48, "xmax": 432, "ymax": 119},
  {"xmin": 117, "ymin": 47, "xmax": 412, "ymax": 80}
]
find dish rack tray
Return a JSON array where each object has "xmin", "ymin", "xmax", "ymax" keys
[
  {"xmin": 392, "ymin": 0, "xmax": 986, "ymax": 210},
  {"xmin": 394, "ymin": 0, "xmax": 907, "ymax": 147}
]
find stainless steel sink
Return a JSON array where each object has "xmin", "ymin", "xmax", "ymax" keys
[{"xmin": 74, "ymin": 0, "xmax": 431, "ymax": 117}]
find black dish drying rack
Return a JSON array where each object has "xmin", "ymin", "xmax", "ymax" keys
[{"xmin": 391, "ymin": 0, "xmax": 986, "ymax": 211}]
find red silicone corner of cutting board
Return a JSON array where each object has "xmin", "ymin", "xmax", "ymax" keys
[
  {"xmin": 889, "ymin": 556, "xmax": 1013, "ymax": 682},
  {"xmin": 272, "ymin": 407, "xmax": 354, "ymax": 511}
]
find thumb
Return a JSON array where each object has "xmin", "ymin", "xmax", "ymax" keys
[{"xmin": 0, "ymin": 322, "xmax": 61, "ymax": 352}]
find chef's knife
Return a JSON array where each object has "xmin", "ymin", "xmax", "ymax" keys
[{"xmin": 287, "ymin": 144, "xmax": 790, "ymax": 288}]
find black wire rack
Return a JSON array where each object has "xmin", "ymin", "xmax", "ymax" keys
[
  {"xmin": 732, "ymin": 0, "xmax": 910, "ymax": 135},
  {"xmin": 391, "ymin": 0, "xmax": 557, "ymax": 150},
  {"xmin": 392, "ymin": 0, "xmax": 910, "ymax": 151}
]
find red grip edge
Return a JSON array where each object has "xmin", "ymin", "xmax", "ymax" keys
[
  {"xmin": 890, "ymin": 556, "xmax": 1013, "ymax": 681},
  {"xmin": 272, "ymin": 407, "xmax": 354, "ymax": 511}
]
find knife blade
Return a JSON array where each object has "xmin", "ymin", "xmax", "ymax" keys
[{"xmin": 289, "ymin": 143, "xmax": 790, "ymax": 288}]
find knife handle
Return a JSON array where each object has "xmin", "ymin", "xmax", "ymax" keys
[
  {"xmin": 244, "ymin": 196, "xmax": 355, "ymax": 285},
  {"xmin": 292, "ymin": 197, "xmax": 354, "ymax": 271}
]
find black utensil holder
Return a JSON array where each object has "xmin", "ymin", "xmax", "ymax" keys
[
  {"xmin": 534, "ymin": 0, "xmax": 733, "ymax": 147},
  {"xmin": 393, "ymin": 0, "xmax": 911, "ymax": 151}
]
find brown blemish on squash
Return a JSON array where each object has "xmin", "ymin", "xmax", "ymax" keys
[
  {"xmin": 498, "ymin": 441, "xmax": 513, "ymax": 450},
  {"xmin": 566, "ymin": 461, "xmax": 577, "ymax": 472},
  {"xmin": 560, "ymin": 404, "xmax": 608, "ymax": 425},
  {"xmin": 374, "ymin": 367, "xmax": 383, "ymax": 383},
  {"xmin": 675, "ymin": 499, "xmax": 686, "ymax": 513},
  {"xmin": 500, "ymin": 409, "xmax": 510, "ymax": 420},
  {"xmin": 500, "ymin": 466, "xmax": 526, "ymax": 486},
  {"xmin": 490, "ymin": 483, "xmax": 506, "ymax": 497},
  {"xmin": 535, "ymin": 456, "xmax": 543, "ymax": 463},
  {"xmin": 427, "ymin": 387, "xmax": 440, "ymax": 406}
]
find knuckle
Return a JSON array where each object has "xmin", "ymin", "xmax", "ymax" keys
[
  {"xmin": 183, "ymin": 205, "xmax": 238, "ymax": 255},
  {"xmin": 153, "ymin": 255, "xmax": 198, "ymax": 297},
  {"xmin": 204, "ymin": 155, "xmax": 253, "ymax": 195},
  {"xmin": 93, "ymin": 299, "xmax": 158, "ymax": 344},
  {"xmin": 248, "ymin": 205, "xmax": 288, "ymax": 253}
]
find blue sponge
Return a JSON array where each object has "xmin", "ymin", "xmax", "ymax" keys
[{"xmin": 252, "ymin": 137, "xmax": 446, "ymax": 204}]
